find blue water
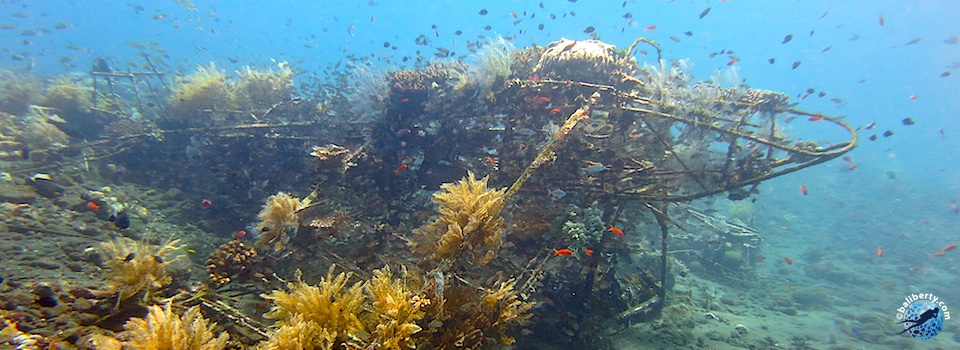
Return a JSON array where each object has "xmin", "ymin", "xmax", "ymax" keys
[{"xmin": 2, "ymin": 0, "xmax": 959, "ymax": 348}]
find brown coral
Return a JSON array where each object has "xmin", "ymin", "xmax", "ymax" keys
[
  {"xmin": 410, "ymin": 172, "xmax": 507, "ymax": 268},
  {"xmin": 123, "ymin": 301, "xmax": 229, "ymax": 350},
  {"xmin": 205, "ymin": 240, "xmax": 265, "ymax": 286}
]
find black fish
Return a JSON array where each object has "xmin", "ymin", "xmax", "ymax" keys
[
  {"xmin": 684, "ymin": 31, "xmax": 693, "ymax": 36},
  {"xmin": 897, "ymin": 307, "xmax": 939, "ymax": 335},
  {"xmin": 699, "ymin": 7, "xmax": 711, "ymax": 19},
  {"xmin": 782, "ymin": 34, "xmax": 793, "ymax": 44},
  {"xmin": 583, "ymin": 26, "xmax": 594, "ymax": 34},
  {"xmin": 768, "ymin": 58, "xmax": 775, "ymax": 64},
  {"xmin": 538, "ymin": 23, "xmax": 544, "ymax": 30},
  {"xmin": 869, "ymin": 134, "xmax": 878, "ymax": 141},
  {"xmin": 902, "ymin": 117, "xmax": 915, "ymax": 125},
  {"xmin": 904, "ymin": 37, "xmax": 922, "ymax": 45},
  {"xmin": 113, "ymin": 211, "xmax": 130, "ymax": 229},
  {"xmin": 883, "ymin": 130, "xmax": 894, "ymax": 137},
  {"xmin": 792, "ymin": 60, "xmax": 801, "ymax": 69},
  {"xmin": 478, "ymin": 9, "xmax": 488, "ymax": 15}
]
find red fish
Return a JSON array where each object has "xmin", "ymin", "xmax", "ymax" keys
[
  {"xmin": 609, "ymin": 226, "xmax": 624, "ymax": 237},
  {"xmin": 877, "ymin": 247, "xmax": 883, "ymax": 257},
  {"xmin": 942, "ymin": 243, "xmax": 958, "ymax": 252},
  {"xmin": 486, "ymin": 157, "xmax": 495, "ymax": 165},
  {"xmin": 394, "ymin": 163, "xmax": 408, "ymax": 173},
  {"xmin": 645, "ymin": 25, "xmax": 657, "ymax": 31},
  {"xmin": 86, "ymin": 201, "xmax": 101, "ymax": 212},
  {"xmin": 538, "ymin": 97, "xmax": 551, "ymax": 102},
  {"xmin": 784, "ymin": 257, "xmax": 793, "ymax": 265},
  {"xmin": 236, "ymin": 230, "xmax": 247, "ymax": 240},
  {"xmin": 554, "ymin": 248, "xmax": 574, "ymax": 256},
  {"xmin": 583, "ymin": 249, "xmax": 594, "ymax": 256},
  {"xmin": 909, "ymin": 95, "xmax": 918, "ymax": 101},
  {"xmin": 800, "ymin": 184, "xmax": 808, "ymax": 195},
  {"xmin": 726, "ymin": 58, "xmax": 737, "ymax": 66},
  {"xmin": 201, "ymin": 199, "xmax": 213, "ymax": 209},
  {"xmin": 549, "ymin": 108, "xmax": 561, "ymax": 114},
  {"xmin": 932, "ymin": 251, "xmax": 946, "ymax": 256},
  {"xmin": 808, "ymin": 115, "xmax": 824, "ymax": 121},
  {"xmin": 511, "ymin": 12, "xmax": 518, "ymax": 18}
]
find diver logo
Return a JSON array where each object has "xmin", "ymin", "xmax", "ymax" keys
[{"xmin": 895, "ymin": 293, "xmax": 949, "ymax": 340}]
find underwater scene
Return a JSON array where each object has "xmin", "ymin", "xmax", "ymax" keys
[{"xmin": 0, "ymin": 0, "xmax": 958, "ymax": 349}]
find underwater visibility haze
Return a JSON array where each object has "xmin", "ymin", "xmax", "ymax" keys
[{"xmin": 0, "ymin": 0, "xmax": 958, "ymax": 349}]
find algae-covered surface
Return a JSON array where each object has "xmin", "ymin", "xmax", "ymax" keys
[{"xmin": 0, "ymin": 1, "xmax": 958, "ymax": 349}]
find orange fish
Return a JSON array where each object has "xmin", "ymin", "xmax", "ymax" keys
[
  {"xmin": 609, "ymin": 226, "xmax": 624, "ymax": 237},
  {"xmin": 583, "ymin": 249, "xmax": 594, "ymax": 256},
  {"xmin": 554, "ymin": 248, "xmax": 574, "ymax": 256},
  {"xmin": 784, "ymin": 257, "xmax": 793, "ymax": 265},
  {"xmin": 549, "ymin": 108, "xmax": 561, "ymax": 114},
  {"xmin": 538, "ymin": 97, "xmax": 551, "ymax": 102},
  {"xmin": 86, "ymin": 201, "xmax": 100, "ymax": 212},
  {"xmin": 800, "ymin": 184, "xmax": 808, "ymax": 195},
  {"xmin": 394, "ymin": 163, "xmax": 408, "ymax": 173},
  {"xmin": 399, "ymin": 98, "xmax": 410, "ymax": 103},
  {"xmin": 877, "ymin": 247, "xmax": 883, "ymax": 257},
  {"xmin": 486, "ymin": 157, "xmax": 495, "ymax": 165},
  {"xmin": 645, "ymin": 25, "xmax": 656, "ymax": 31},
  {"xmin": 236, "ymin": 230, "xmax": 247, "ymax": 240}
]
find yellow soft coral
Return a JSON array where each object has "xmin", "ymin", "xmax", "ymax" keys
[
  {"xmin": 231, "ymin": 60, "xmax": 294, "ymax": 112},
  {"xmin": 255, "ymin": 191, "xmax": 310, "ymax": 252},
  {"xmin": 123, "ymin": 302, "xmax": 229, "ymax": 350},
  {"xmin": 257, "ymin": 314, "xmax": 337, "ymax": 350},
  {"xmin": 363, "ymin": 266, "xmax": 424, "ymax": 349},
  {"xmin": 99, "ymin": 237, "xmax": 183, "ymax": 303},
  {"xmin": 261, "ymin": 267, "xmax": 366, "ymax": 344},
  {"xmin": 411, "ymin": 172, "xmax": 507, "ymax": 267},
  {"xmin": 167, "ymin": 63, "xmax": 229, "ymax": 121}
]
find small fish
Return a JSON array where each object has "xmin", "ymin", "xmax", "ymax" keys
[
  {"xmin": 201, "ymin": 199, "xmax": 213, "ymax": 209},
  {"xmin": 486, "ymin": 157, "xmax": 495, "ymax": 165},
  {"xmin": 370, "ymin": 16, "xmax": 375, "ymax": 24},
  {"xmin": 549, "ymin": 108, "xmax": 561, "ymax": 114},
  {"xmin": 909, "ymin": 95, "xmax": 918, "ymax": 100},
  {"xmin": 869, "ymin": 134, "xmax": 878, "ymax": 141},
  {"xmin": 768, "ymin": 58, "xmax": 776, "ymax": 64},
  {"xmin": 236, "ymin": 230, "xmax": 247, "ymax": 240},
  {"xmin": 538, "ymin": 96, "xmax": 551, "ymax": 102},
  {"xmin": 944, "ymin": 36, "xmax": 960, "ymax": 44},
  {"xmin": 554, "ymin": 248, "xmax": 574, "ymax": 256},
  {"xmin": 842, "ymin": 156, "xmax": 853, "ymax": 162},
  {"xmin": 86, "ymin": 201, "xmax": 101, "ymax": 212},
  {"xmin": 684, "ymin": 31, "xmax": 693, "ymax": 36},
  {"xmin": 865, "ymin": 121, "xmax": 876, "ymax": 129},
  {"xmin": 583, "ymin": 26, "xmax": 594, "ymax": 34},
  {"xmin": 821, "ymin": 45, "xmax": 832, "ymax": 53},
  {"xmin": 583, "ymin": 249, "xmax": 594, "ymax": 256},
  {"xmin": 782, "ymin": 34, "xmax": 793, "ymax": 44},
  {"xmin": 877, "ymin": 247, "xmax": 883, "ymax": 257},
  {"xmin": 347, "ymin": 25, "xmax": 355, "ymax": 37},
  {"xmin": 878, "ymin": 15, "xmax": 885, "ymax": 26},
  {"xmin": 792, "ymin": 60, "xmax": 802, "ymax": 69},
  {"xmin": 784, "ymin": 257, "xmax": 794, "ymax": 265},
  {"xmin": 883, "ymin": 130, "xmax": 894, "ymax": 137},
  {"xmin": 800, "ymin": 184, "xmax": 808, "ymax": 195},
  {"xmin": 394, "ymin": 163, "xmax": 408, "ymax": 173},
  {"xmin": 904, "ymin": 37, "xmax": 922, "ymax": 45},
  {"xmin": 113, "ymin": 211, "xmax": 130, "ymax": 229},
  {"xmin": 645, "ymin": 25, "xmax": 656, "ymax": 31},
  {"xmin": 670, "ymin": 36, "xmax": 681, "ymax": 43},
  {"xmin": 808, "ymin": 115, "xmax": 824, "ymax": 121},
  {"xmin": 939, "ymin": 128, "xmax": 946, "ymax": 138},
  {"xmin": 699, "ymin": 7, "xmax": 712, "ymax": 19},
  {"xmin": 399, "ymin": 98, "xmax": 410, "ymax": 103},
  {"xmin": 54, "ymin": 23, "xmax": 71, "ymax": 30},
  {"xmin": 941, "ymin": 71, "xmax": 952, "ymax": 77},
  {"xmin": 902, "ymin": 117, "xmax": 915, "ymax": 125},
  {"xmin": 609, "ymin": 226, "xmax": 624, "ymax": 237}
]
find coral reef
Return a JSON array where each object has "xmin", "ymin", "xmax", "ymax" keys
[
  {"xmin": 361, "ymin": 265, "xmax": 425, "ymax": 349},
  {"xmin": 123, "ymin": 302, "xmax": 229, "ymax": 350},
  {"xmin": 230, "ymin": 60, "xmax": 294, "ymax": 112},
  {"xmin": 534, "ymin": 38, "xmax": 619, "ymax": 83},
  {"xmin": 166, "ymin": 63, "xmax": 229, "ymax": 123},
  {"xmin": 98, "ymin": 237, "xmax": 183, "ymax": 303},
  {"xmin": 410, "ymin": 172, "xmax": 507, "ymax": 268},
  {"xmin": 255, "ymin": 192, "xmax": 311, "ymax": 252},
  {"xmin": 206, "ymin": 240, "xmax": 265, "ymax": 286}
]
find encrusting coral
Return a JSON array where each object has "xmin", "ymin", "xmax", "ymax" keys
[
  {"xmin": 122, "ymin": 301, "xmax": 229, "ymax": 350},
  {"xmin": 256, "ymin": 191, "xmax": 312, "ymax": 252},
  {"xmin": 98, "ymin": 237, "xmax": 183, "ymax": 303},
  {"xmin": 410, "ymin": 172, "xmax": 507, "ymax": 268}
]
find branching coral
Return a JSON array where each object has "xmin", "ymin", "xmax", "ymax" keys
[
  {"xmin": 255, "ymin": 192, "xmax": 311, "ymax": 252},
  {"xmin": 167, "ymin": 63, "xmax": 229, "ymax": 121},
  {"xmin": 410, "ymin": 172, "xmax": 507, "ymax": 268},
  {"xmin": 98, "ymin": 237, "xmax": 183, "ymax": 303},
  {"xmin": 123, "ymin": 302, "xmax": 229, "ymax": 350},
  {"xmin": 231, "ymin": 60, "xmax": 294, "ymax": 112},
  {"xmin": 260, "ymin": 267, "xmax": 366, "ymax": 347}
]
